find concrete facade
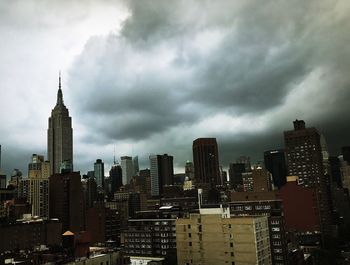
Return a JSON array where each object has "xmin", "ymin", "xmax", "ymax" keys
[{"xmin": 176, "ymin": 213, "xmax": 271, "ymax": 265}]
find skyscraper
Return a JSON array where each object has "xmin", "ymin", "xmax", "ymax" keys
[
  {"xmin": 185, "ymin": 160, "xmax": 195, "ymax": 180},
  {"xmin": 284, "ymin": 119, "xmax": 331, "ymax": 235},
  {"xmin": 192, "ymin": 138, "xmax": 220, "ymax": 186},
  {"xmin": 109, "ymin": 160, "xmax": 123, "ymax": 194},
  {"xmin": 28, "ymin": 154, "xmax": 50, "ymax": 218},
  {"xmin": 94, "ymin": 159, "xmax": 105, "ymax": 189},
  {"xmin": 47, "ymin": 75, "xmax": 73, "ymax": 175},
  {"xmin": 0, "ymin": 145, "xmax": 6, "ymax": 189},
  {"xmin": 121, "ymin": 156, "xmax": 134, "ymax": 185},
  {"xmin": 149, "ymin": 154, "xmax": 174, "ymax": 197},
  {"xmin": 228, "ymin": 162, "xmax": 246, "ymax": 189},
  {"xmin": 263, "ymin": 150, "xmax": 287, "ymax": 189},
  {"xmin": 133, "ymin": 156, "xmax": 139, "ymax": 176}
]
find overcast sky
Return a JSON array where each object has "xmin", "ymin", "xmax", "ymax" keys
[{"xmin": 0, "ymin": 0, "xmax": 350, "ymax": 177}]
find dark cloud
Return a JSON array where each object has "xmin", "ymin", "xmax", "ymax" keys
[{"xmin": 1, "ymin": 0, "xmax": 350, "ymax": 177}]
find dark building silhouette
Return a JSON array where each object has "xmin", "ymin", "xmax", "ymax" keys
[
  {"xmin": 229, "ymin": 163, "xmax": 246, "ymax": 189},
  {"xmin": 94, "ymin": 159, "xmax": 104, "ymax": 189},
  {"xmin": 110, "ymin": 161, "xmax": 123, "ymax": 195},
  {"xmin": 149, "ymin": 154, "xmax": 174, "ymax": 197},
  {"xmin": 49, "ymin": 171, "xmax": 84, "ymax": 232},
  {"xmin": 329, "ymin": 156, "xmax": 342, "ymax": 188},
  {"xmin": 192, "ymin": 138, "xmax": 220, "ymax": 186},
  {"xmin": 48, "ymin": 74, "xmax": 73, "ymax": 175},
  {"xmin": 342, "ymin": 146, "xmax": 350, "ymax": 165},
  {"xmin": 264, "ymin": 150, "xmax": 287, "ymax": 189},
  {"xmin": 0, "ymin": 219, "xmax": 62, "ymax": 253},
  {"xmin": 82, "ymin": 175, "xmax": 98, "ymax": 209},
  {"xmin": 284, "ymin": 119, "xmax": 331, "ymax": 235},
  {"xmin": 86, "ymin": 203, "xmax": 120, "ymax": 245}
]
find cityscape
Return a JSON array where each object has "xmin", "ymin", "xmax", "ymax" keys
[{"xmin": 1, "ymin": 1, "xmax": 350, "ymax": 265}]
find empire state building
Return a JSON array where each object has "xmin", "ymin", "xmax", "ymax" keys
[{"xmin": 48, "ymin": 75, "xmax": 73, "ymax": 175}]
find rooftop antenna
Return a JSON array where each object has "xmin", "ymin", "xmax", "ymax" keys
[{"xmin": 113, "ymin": 145, "xmax": 116, "ymax": 165}]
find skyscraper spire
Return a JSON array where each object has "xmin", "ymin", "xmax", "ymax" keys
[
  {"xmin": 59, "ymin": 71, "xmax": 61, "ymax": 89},
  {"xmin": 57, "ymin": 71, "xmax": 64, "ymax": 106}
]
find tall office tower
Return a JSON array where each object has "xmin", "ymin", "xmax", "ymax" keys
[
  {"xmin": 149, "ymin": 154, "xmax": 174, "ymax": 197},
  {"xmin": 139, "ymin": 169, "xmax": 151, "ymax": 196},
  {"xmin": 342, "ymin": 146, "xmax": 350, "ymax": 165},
  {"xmin": 236, "ymin": 155, "xmax": 252, "ymax": 172},
  {"xmin": 185, "ymin": 160, "xmax": 195, "ymax": 180},
  {"xmin": 109, "ymin": 160, "xmax": 123, "ymax": 194},
  {"xmin": 340, "ymin": 156, "xmax": 350, "ymax": 192},
  {"xmin": 49, "ymin": 171, "xmax": 84, "ymax": 232},
  {"xmin": 18, "ymin": 178, "xmax": 30, "ymax": 201},
  {"xmin": 48, "ymin": 75, "xmax": 73, "ymax": 175},
  {"xmin": 264, "ymin": 150, "xmax": 287, "ymax": 189},
  {"xmin": 284, "ymin": 119, "xmax": 331, "ymax": 235},
  {"xmin": 192, "ymin": 138, "xmax": 220, "ymax": 186},
  {"xmin": 329, "ymin": 156, "xmax": 342, "ymax": 188},
  {"xmin": 133, "ymin": 156, "xmax": 139, "ymax": 176},
  {"xmin": 9, "ymin": 169, "xmax": 23, "ymax": 188},
  {"xmin": 0, "ymin": 145, "xmax": 6, "ymax": 188},
  {"xmin": 94, "ymin": 159, "xmax": 104, "ymax": 189},
  {"xmin": 82, "ymin": 175, "xmax": 97, "ymax": 209},
  {"xmin": 228, "ymin": 162, "xmax": 246, "ymax": 189},
  {"xmin": 121, "ymin": 156, "xmax": 134, "ymax": 185},
  {"xmin": 28, "ymin": 154, "xmax": 50, "ymax": 218}
]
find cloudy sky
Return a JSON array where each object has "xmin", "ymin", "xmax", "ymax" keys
[{"xmin": 0, "ymin": 0, "xmax": 350, "ymax": 177}]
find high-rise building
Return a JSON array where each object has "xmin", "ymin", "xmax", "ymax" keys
[
  {"xmin": 9, "ymin": 169, "xmax": 23, "ymax": 188},
  {"xmin": 192, "ymin": 138, "xmax": 220, "ymax": 186},
  {"xmin": 28, "ymin": 154, "xmax": 50, "ymax": 218},
  {"xmin": 18, "ymin": 178, "xmax": 30, "ymax": 201},
  {"xmin": 176, "ymin": 208, "xmax": 272, "ymax": 265},
  {"xmin": 329, "ymin": 156, "xmax": 342, "ymax": 188},
  {"xmin": 228, "ymin": 162, "xmax": 246, "ymax": 189},
  {"xmin": 342, "ymin": 146, "xmax": 350, "ymax": 165},
  {"xmin": 149, "ymin": 154, "xmax": 174, "ymax": 197},
  {"xmin": 236, "ymin": 156, "xmax": 251, "ymax": 172},
  {"xmin": 48, "ymin": 75, "xmax": 73, "ymax": 175},
  {"xmin": 264, "ymin": 150, "xmax": 287, "ymax": 189},
  {"xmin": 94, "ymin": 159, "xmax": 105, "ymax": 189},
  {"xmin": 109, "ymin": 160, "xmax": 123, "ymax": 195},
  {"xmin": 340, "ymin": 156, "xmax": 350, "ymax": 192},
  {"xmin": 284, "ymin": 119, "xmax": 331, "ymax": 235},
  {"xmin": 49, "ymin": 171, "xmax": 84, "ymax": 232},
  {"xmin": 82, "ymin": 175, "xmax": 98, "ymax": 209},
  {"xmin": 133, "ymin": 156, "xmax": 139, "ymax": 176},
  {"xmin": 0, "ymin": 145, "xmax": 6, "ymax": 189},
  {"xmin": 121, "ymin": 156, "xmax": 134, "ymax": 185},
  {"xmin": 185, "ymin": 161, "xmax": 195, "ymax": 180}
]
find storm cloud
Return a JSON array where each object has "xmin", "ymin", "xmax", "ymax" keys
[{"xmin": 1, "ymin": 0, "xmax": 350, "ymax": 176}]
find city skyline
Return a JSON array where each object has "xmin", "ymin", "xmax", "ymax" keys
[{"xmin": 1, "ymin": 0, "xmax": 350, "ymax": 177}]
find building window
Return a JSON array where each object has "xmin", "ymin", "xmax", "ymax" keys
[
  {"xmin": 189, "ymin": 242, "xmax": 192, "ymax": 246},
  {"xmin": 188, "ymin": 233, "xmax": 191, "ymax": 238},
  {"xmin": 188, "ymin": 224, "xmax": 191, "ymax": 229}
]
